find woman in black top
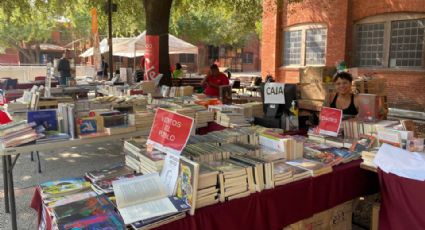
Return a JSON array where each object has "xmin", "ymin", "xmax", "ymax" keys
[{"xmin": 324, "ymin": 72, "xmax": 359, "ymax": 116}]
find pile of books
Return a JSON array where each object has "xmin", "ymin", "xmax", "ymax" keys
[
  {"xmin": 239, "ymin": 102, "xmax": 264, "ymax": 119},
  {"xmin": 57, "ymin": 103, "xmax": 76, "ymax": 139},
  {"xmin": 361, "ymin": 150, "xmax": 377, "ymax": 168},
  {"xmin": 85, "ymin": 164, "xmax": 136, "ymax": 194},
  {"xmin": 39, "ymin": 177, "xmax": 92, "ymax": 207},
  {"xmin": 272, "ymin": 161, "xmax": 296, "ymax": 186},
  {"xmin": 128, "ymin": 111, "xmax": 155, "ymax": 131},
  {"xmin": 194, "ymin": 110, "xmax": 215, "ymax": 128},
  {"xmin": 286, "ymin": 158, "xmax": 333, "ymax": 177},
  {"xmin": 229, "ymin": 155, "xmax": 267, "ymax": 192},
  {"xmin": 124, "ymin": 140, "xmax": 165, "ymax": 174},
  {"xmin": 216, "ymin": 111, "xmax": 249, "ymax": 127},
  {"xmin": 196, "ymin": 165, "xmax": 219, "ymax": 209},
  {"xmin": 206, "ymin": 160, "xmax": 251, "ymax": 202},
  {"xmin": 0, "ymin": 121, "xmax": 42, "ymax": 148},
  {"xmin": 36, "ymin": 132, "xmax": 70, "ymax": 144}
]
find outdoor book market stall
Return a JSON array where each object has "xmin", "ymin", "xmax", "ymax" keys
[{"xmin": 0, "ymin": 66, "xmax": 424, "ymax": 230}]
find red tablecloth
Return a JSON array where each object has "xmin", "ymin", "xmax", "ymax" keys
[
  {"xmin": 378, "ymin": 169, "xmax": 425, "ymax": 230},
  {"xmin": 30, "ymin": 160, "xmax": 378, "ymax": 230}
]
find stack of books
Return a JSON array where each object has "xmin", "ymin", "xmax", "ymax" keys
[
  {"xmin": 272, "ymin": 161, "xmax": 295, "ymax": 186},
  {"xmin": 0, "ymin": 121, "xmax": 42, "ymax": 148},
  {"xmin": 172, "ymin": 107, "xmax": 196, "ymax": 119},
  {"xmin": 196, "ymin": 165, "xmax": 219, "ymax": 209},
  {"xmin": 216, "ymin": 111, "xmax": 249, "ymax": 127},
  {"xmin": 36, "ymin": 132, "xmax": 70, "ymax": 144},
  {"xmin": 286, "ymin": 158, "xmax": 333, "ymax": 177},
  {"xmin": 303, "ymin": 147, "xmax": 343, "ymax": 167},
  {"xmin": 361, "ymin": 150, "xmax": 378, "ymax": 168},
  {"xmin": 51, "ymin": 194, "xmax": 125, "ymax": 230},
  {"xmin": 239, "ymin": 102, "xmax": 264, "ymax": 119},
  {"xmin": 194, "ymin": 110, "xmax": 215, "ymax": 128},
  {"xmin": 128, "ymin": 111, "xmax": 155, "ymax": 131},
  {"xmin": 292, "ymin": 166, "xmax": 312, "ymax": 182},
  {"xmin": 229, "ymin": 155, "xmax": 265, "ymax": 192},
  {"xmin": 183, "ymin": 143, "xmax": 231, "ymax": 163},
  {"xmin": 57, "ymin": 103, "xmax": 76, "ymax": 139},
  {"xmin": 105, "ymin": 125, "xmax": 137, "ymax": 135},
  {"xmin": 124, "ymin": 140, "xmax": 165, "ymax": 174},
  {"xmin": 206, "ymin": 160, "xmax": 251, "ymax": 202},
  {"xmin": 85, "ymin": 165, "xmax": 136, "ymax": 194}
]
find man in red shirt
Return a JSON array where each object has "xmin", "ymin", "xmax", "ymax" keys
[{"xmin": 201, "ymin": 64, "xmax": 229, "ymax": 97}]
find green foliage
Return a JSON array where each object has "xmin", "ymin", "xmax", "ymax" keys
[{"xmin": 171, "ymin": 0, "xmax": 262, "ymax": 46}]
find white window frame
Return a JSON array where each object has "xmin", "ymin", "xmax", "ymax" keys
[
  {"xmin": 354, "ymin": 13, "xmax": 425, "ymax": 69},
  {"xmin": 281, "ymin": 23, "xmax": 327, "ymax": 68}
]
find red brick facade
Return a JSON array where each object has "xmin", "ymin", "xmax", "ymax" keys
[{"xmin": 262, "ymin": 0, "xmax": 425, "ymax": 111}]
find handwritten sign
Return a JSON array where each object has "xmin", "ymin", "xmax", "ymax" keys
[
  {"xmin": 318, "ymin": 107, "xmax": 343, "ymax": 137},
  {"xmin": 264, "ymin": 83, "xmax": 285, "ymax": 104},
  {"xmin": 147, "ymin": 108, "xmax": 194, "ymax": 155}
]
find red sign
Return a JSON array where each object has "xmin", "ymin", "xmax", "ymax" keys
[
  {"xmin": 147, "ymin": 108, "xmax": 194, "ymax": 155},
  {"xmin": 144, "ymin": 35, "xmax": 160, "ymax": 81},
  {"xmin": 318, "ymin": 107, "xmax": 343, "ymax": 137}
]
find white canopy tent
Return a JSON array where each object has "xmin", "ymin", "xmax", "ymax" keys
[{"xmin": 80, "ymin": 31, "xmax": 198, "ymax": 58}]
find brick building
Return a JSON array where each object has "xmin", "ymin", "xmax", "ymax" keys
[{"xmin": 262, "ymin": 0, "xmax": 425, "ymax": 111}]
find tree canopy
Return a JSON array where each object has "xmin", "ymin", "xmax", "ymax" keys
[{"xmin": 0, "ymin": 0, "xmax": 263, "ymax": 63}]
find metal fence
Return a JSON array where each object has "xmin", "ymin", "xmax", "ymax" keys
[{"xmin": 0, "ymin": 64, "xmax": 96, "ymax": 82}]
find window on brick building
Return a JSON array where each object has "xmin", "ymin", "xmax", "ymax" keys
[
  {"xmin": 282, "ymin": 25, "xmax": 327, "ymax": 67},
  {"xmin": 179, "ymin": 53, "xmax": 195, "ymax": 63},
  {"xmin": 242, "ymin": 52, "xmax": 254, "ymax": 64},
  {"xmin": 356, "ymin": 23, "xmax": 385, "ymax": 67},
  {"xmin": 389, "ymin": 19, "xmax": 425, "ymax": 68},
  {"xmin": 283, "ymin": 30, "xmax": 302, "ymax": 65},
  {"xmin": 306, "ymin": 28, "xmax": 327, "ymax": 65},
  {"xmin": 355, "ymin": 14, "xmax": 425, "ymax": 69}
]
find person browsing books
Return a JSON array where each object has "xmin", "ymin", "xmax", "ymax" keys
[
  {"xmin": 324, "ymin": 72, "xmax": 359, "ymax": 116},
  {"xmin": 172, "ymin": 63, "xmax": 184, "ymax": 79},
  {"xmin": 57, "ymin": 49, "xmax": 71, "ymax": 86},
  {"xmin": 201, "ymin": 64, "xmax": 229, "ymax": 97}
]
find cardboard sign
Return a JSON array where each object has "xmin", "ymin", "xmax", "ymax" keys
[
  {"xmin": 264, "ymin": 83, "xmax": 285, "ymax": 104},
  {"xmin": 144, "ymin": 35, "xmax": 160, "ymax": 81},
  {"xmin": 147, "ymin": 108, "xmax": 194, "ymax": 155},
  {"xmin": 318, "ymin": 107, "xmax": 342, "ymax": 137}
]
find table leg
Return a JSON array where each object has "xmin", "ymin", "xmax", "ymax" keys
[
  {"xmin": 7, "ymin": 155, "xmax": 17, "ymax": 230},
  {"xmin": 2, "ymin": 155, "xmax": 9, "ymax": 213}
]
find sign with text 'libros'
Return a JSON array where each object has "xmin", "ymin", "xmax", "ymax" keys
[
  {"xmin": 264, "ymin": 83, "xmax": 285, "ymax": 104},
  {"xmin": 147, "ymin": 108, "xmax": 194, "ymax": 155},
  {"xmin": 318, "ymin": 107, "xmax": 343, "ymax": 137}
]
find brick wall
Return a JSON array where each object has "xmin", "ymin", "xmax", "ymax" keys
[
  {"xmin": 262, "ymin": 0, "xmax": 425, "ymax": 111},
  {"xmin": 242, "ymin": 34, "xmax": 261, "ymax": 72}
]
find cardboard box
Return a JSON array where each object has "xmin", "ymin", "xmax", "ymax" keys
[
  {"xmin": 299, "ymin": 83, "xmax": 326, "ymax": 100},
  {"xmin": 300, "ymin": 67, "xmax": 336, "ymax": 84},
  {"xmin": 282, "ymin": 210, "xmax": 330, "ymax": 230},
  {"xmin": 352, "ymin": 79, "xmax": 387, "ymax": 96},
  {"xmin": 298, "ymin": 99, "xmax": 323, "ymax": 111},
  {"xmin": 371, "ymin": 202, "xmax": 380, "ymax": 230},
  {"xmin": 329, "ymin": 200, "xmax": 353, "ymax": 230}
]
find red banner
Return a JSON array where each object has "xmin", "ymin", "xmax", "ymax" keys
[
  {"xmin": 144, "ymin": 35, "xmax": 160, "ymax": 81},
  {"xmin": 147, "ymin": 108, "xmax": 194, "ymax": 155},
  {"xmin": 318, "ymin": 107, "xmax": 343, "ymax": 137}
]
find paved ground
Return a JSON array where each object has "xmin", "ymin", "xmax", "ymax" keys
[{"xmin": 0, "ymin": 141, "xmax": 124, "ymax": 230}]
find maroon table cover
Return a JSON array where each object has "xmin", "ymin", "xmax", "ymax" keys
[
  {"xmin": 30, "ymin": 160, "xmax": 378, "ymax": 230},
  {"xmin": 378, "ymin": 169, "xmax": 425, "ymax": 230}
]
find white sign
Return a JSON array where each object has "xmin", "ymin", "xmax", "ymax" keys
[{"xmin": 264, "ymin": 83, "xmax": 285, "ymax": 104}]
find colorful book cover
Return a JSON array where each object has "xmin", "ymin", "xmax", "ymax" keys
[
  {"xmin": 40, "ymin": 177, "xmax": 91, "ymax": 197},
  {"xmin": 349, "ymin": 135, "xmax": 376, "ymax": 153},
  {"xmin": 303, "ymin": 147, "xmax": 342, "ymax": 166},
  {"xmin": 59, "ymin": 210, "xmax": 125, "ymax": 230},
  {"xmin": 27, "ymin": 109, "xmax": 58, "ymax": 131},
  {"xmin": 92, "ymin": 174, "xmax": 138, "ymax": 194},
  {"xmin": 78, "ymin": 118, "xmax": 98, "ymax": 135},
  {"xmin": 54, "ymin": 194, "xmax": 117, "ymax": 226},
  {"xmin": 176, "ymin": 157, "xmax": 199, "ymax": 216}
]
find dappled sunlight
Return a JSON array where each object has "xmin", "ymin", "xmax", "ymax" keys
[
  {"xmin": 66, "ymin": 159, "xmax": 76, "ymax": 163},
  {"xmin": 21, "ymin": 175, "xmax": 32, "ymax": 181},
  {"xmin": 59, "ymin": 152, "xmax": 83, "ymax": 158},
  {"xmin": 45, "ymin": 157, "xmax": 59, "ymax": 161}
]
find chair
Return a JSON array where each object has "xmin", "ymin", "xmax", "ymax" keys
[{"xmin": 231, "ymin": 80, "xmax": 241, "ymax": 94}]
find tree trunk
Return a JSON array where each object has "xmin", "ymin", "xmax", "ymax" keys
[{"xmin": 143, "ymin": 0, "xmax": 173, "ymax": 86}]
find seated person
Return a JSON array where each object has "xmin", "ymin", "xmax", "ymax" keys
[
  {"xmin": 324, "ymin": 72, "xmax": 359, "ymax": 116},
  {"xmin": 172, "ymin": 63, "xmax": 184, "ymax": 78},
  {"xmin": 201, "ymin": 64, "xmax": 229, "ymax": 97}
]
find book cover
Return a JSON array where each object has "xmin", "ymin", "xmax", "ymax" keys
[
  {"xmin": 27, "ymin": 109, "xmax": 58, "ymax": 131},
  {"xmin": 92, "ymin": 174, "xmax": 138, "ymax": 194},
  {"xmin": 77, "ymin": 117, "xmax": 98, "ymax": 135},
  {"xmin": 40, "ymin": 177, "xmax": 91, "ymax": 197},
  {"xmin": 59, "ymin": 212, "xmax": 125, "ymax": 230},
  {"xmin": 176, "ymin": 157, "xmax": 199, "ymax": 215},
  {"xmin": 54, "ymin": 194, "xmax": 119, "ymax": 227},
  {"xmin": 349, "ymin": 135, "xmax": 376, "ymax": 153}
]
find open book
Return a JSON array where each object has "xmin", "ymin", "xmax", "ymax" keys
[{"xmin": 112, "ymin": 173, "xmax": 190, "ymax": 225}]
